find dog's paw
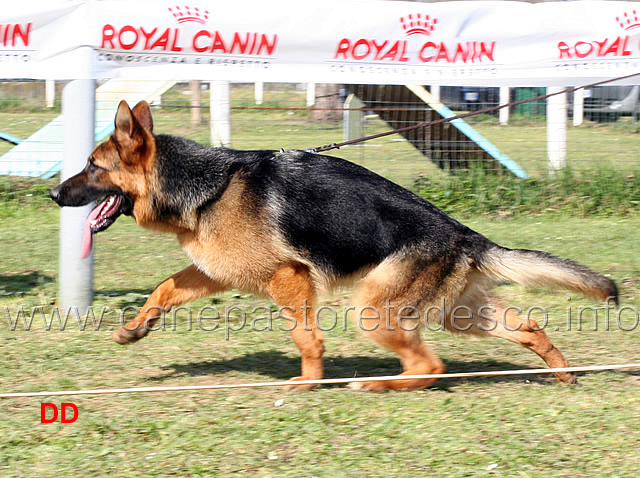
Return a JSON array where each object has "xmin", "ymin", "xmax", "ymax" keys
[
  {"xmin": 283, "ymin": 376, "xmax": 320, "ymax": 391},
  {"xmin": 556, "ymin": 372, "xmax": 578, "ymax": 385},
  {"xmin": 110, "ymin": 326, "xmax": 146, "ymax": 345},
  {"xmin": 347, "ymin": 380, "xmax": 389, "ymax": 392}
]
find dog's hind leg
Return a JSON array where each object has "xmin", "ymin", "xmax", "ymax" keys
[
  {"xmin": 444, "ymin": 271, "xmax": 577, "ymax": 384},
  {"xmin": 479, "ymin": 303, "xmax": 577, "ymax": 384},
  {"xmin": 346, "ymin": 256, "xmax": 468, "ymax": 392},
  {"xmin": 348, "ymin": 321, "xmax": 445, "ymax": 392},
  {"xmin": 111, "ymin": 264, "xmax": 227, "ymax": 344},
  {"xmin": 268, "ymin": 263, "xmax": 324, "ymax": 391}
]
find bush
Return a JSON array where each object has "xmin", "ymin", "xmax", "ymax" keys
[{"xmin": 412, "ymin": 166, "xmax": 640, "ymax": 217}]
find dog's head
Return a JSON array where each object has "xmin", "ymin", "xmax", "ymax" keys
[{"xmin": 50, "ymin": 100, "xmax": 155, "ymax": 257}]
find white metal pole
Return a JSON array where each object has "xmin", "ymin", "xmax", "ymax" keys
[
  {"xmin": 210, "ymin": 80, "xmax": 231, "ymax": 147},
  {"xmin": 190, "ymin": 80, "xmax": 202, "ymax": 125},
  {"xmin": 573, "ymin": 88, "xmax": 584, "ymax": 126},
  {"xmin": 343, "ymin": 93, "xmax": 365, "ymax": 142},
  {"xmin": 547, "ymin": 86, "xmax": 567, "ymax": 171},
  {"xmin": 58, "ymin": 79, "xmax": 96, "ymax": 310},
  {"xmin": 499, "ymin": 86, "xmax": 510, "ymax": 125},
  {"xmin": 430, "ymin": 85, "xmax": 440, "ymax": 102},
  {"xmin": 45, "ymin": 80, "xmax": 55, "ymax": 108},
  {"xmin": 306, "ymin": 83, "xmax": 316, "ymax": 107},
  {"xmin": 255, "ymin": 81, "xmax": 264, "ymax": 105}
]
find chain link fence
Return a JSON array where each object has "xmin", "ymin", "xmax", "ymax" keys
[{"xmin": 1, "ymin": 81, "xmax": 640, "ymax": 187}]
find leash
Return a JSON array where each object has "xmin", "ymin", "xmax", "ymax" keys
[
  {"xmin": 310, "ymin": 72, "xmax": 640, "ymax": 154},
  {"xmin": 1, "ymin": 362, "xmax": 638, "ymax": 397}
]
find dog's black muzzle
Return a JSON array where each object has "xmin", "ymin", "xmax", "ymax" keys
[{"xmin": 49, "ymin": 175, "xmax": 133, "ymax": 217}]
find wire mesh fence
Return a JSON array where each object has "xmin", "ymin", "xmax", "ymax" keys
[{"xmin": 1, "ymin": 80, "xmax": 640, "ymax": 187}]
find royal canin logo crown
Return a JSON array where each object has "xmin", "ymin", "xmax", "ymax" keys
[
  {"xmin": 616, "ymin": 10, "xmax": 640, "ymax": 31},
  {"xmin": 400, "ymin": 13, "xmax": 437, "ymax": 36},
  {"xmin": 168, "ymin": 5, "xmax": 209, "ymax": 25}
]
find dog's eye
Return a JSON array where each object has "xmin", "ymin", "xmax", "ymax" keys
[{"xmin": 88, "ymin": 157, "xmax": 106, "ymax": 171}]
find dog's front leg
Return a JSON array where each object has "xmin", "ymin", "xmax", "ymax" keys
[{"xmin": 112, "ymin": 264, "xmax": 227, "ymax": 344}]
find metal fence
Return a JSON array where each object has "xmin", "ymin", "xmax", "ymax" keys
[{"xmin": 1, "ymin": 80, "xmax": 640, "ymax": 187}]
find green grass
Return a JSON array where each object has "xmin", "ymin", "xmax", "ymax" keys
[
  {"xmin": 414, "ymin": 166, "xmax": 640, "ymax": 218},
  {"xmin": 1, "ymin": 202, "xmax": 639, "ymax": 476},
  {"xmin": 472, "ymin": 117, "xmax": 640, "ymax": 176},
  {"xmin": 1, "ymin": 83, "xmax": 640, "ymax": 476}
]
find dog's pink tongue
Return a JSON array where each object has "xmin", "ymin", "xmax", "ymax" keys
[
  {"xmin": 80, "ymin": 222, "xmax": 93, "ymax": 259},
  {"xmin": 80, "ymin": 201, "xmax": 104, "ymax": 259}
]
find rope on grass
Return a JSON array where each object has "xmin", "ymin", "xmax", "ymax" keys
[{"xmin": 1, "ymin": 363, "xmax": 639, "ymax": 398}]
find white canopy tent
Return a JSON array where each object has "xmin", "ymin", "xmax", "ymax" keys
[{"xmin": 4, "ymin": 0, "xmax": 640, "ymax": 84}]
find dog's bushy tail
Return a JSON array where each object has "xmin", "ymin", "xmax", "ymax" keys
[{"xmin": 476, "ymin": 246, "xmax": 618, "ymax": 304}]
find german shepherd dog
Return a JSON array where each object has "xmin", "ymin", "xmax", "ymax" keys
[{"xmin": 50, "ymin": 100, "xmax": 617, "ymax": 391}]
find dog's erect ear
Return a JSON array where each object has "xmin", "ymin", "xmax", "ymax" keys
[
  {"xmin": 132, "ymin": 100, "xmax": 154, "ymax": 133},
  {"xmin": 113, "ymin": 99, "xmax": 153, "ymax": 154},
  {"xmin": 114, "ymin": 100, "xmax": 136, "ymax": 143}
]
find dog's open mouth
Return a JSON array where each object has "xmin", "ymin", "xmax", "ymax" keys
[{"xmin": 81, "ymin": 194, "xmax": 131, "ymax": 258}]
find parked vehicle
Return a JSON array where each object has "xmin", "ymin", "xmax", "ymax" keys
[
  {"xmin": 574, "ymin": 85, "xmax": 640, "ymax": 122},
  {"xmin": 436, "ymin": 86, "xmax": 498, "ymax": 111},
  {"xmin": 435, "ymin": 85, "xmax": 640, "ymax": 122}
]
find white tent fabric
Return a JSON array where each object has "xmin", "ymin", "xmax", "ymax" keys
[{"xmin": 2, "ymin": 0, "xmax": 640, "ymax": 85}]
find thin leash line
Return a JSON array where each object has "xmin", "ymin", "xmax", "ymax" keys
[
  {"xmin": 311, "ymin": 71, "xmax": 640, "ymax": 153},
  {"xmin": 1, "ymin": 363, "xmax": 638, "ymax": 398}
]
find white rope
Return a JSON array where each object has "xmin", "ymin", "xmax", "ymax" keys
[{"xmin": 1, "ymin": 362, "xmax": 638, "ymax": 398}]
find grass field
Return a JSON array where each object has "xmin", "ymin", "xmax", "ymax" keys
[
  {"xmin": 1, "ymin": 202, "xmax": 639, "ymax": 477},
  {"xmin": 1, "ymin": 84, "xmax": 639, "ymax": 477}
]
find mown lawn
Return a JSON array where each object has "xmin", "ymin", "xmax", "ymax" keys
[{"xmin": 0, "ymin": 202, "xmax": 638, "ymax": 477}]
